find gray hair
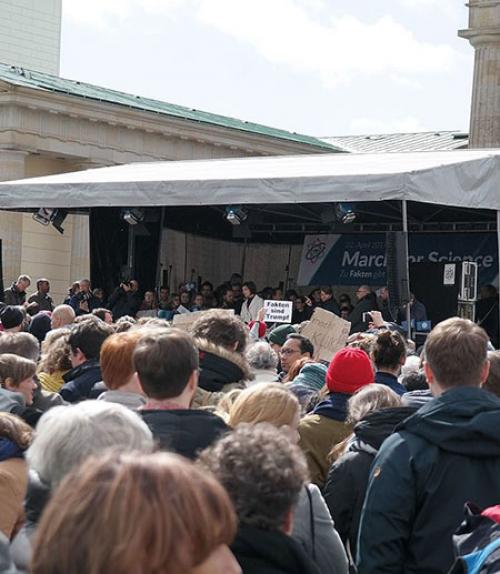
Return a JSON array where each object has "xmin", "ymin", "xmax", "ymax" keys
[
  {"xmin": 347, "ymin": 384, "xmax": 402, "ymax": 424},
  {"xmin": 245, "ymin": 342, "xmax": 279, "ymax": 371},
  {"xmin": 199, "ymin": 423, "xmax": 308, "ymax": 530},
  {"xmin": 51, "ymin": 305, "xmax": 75, "ymax": 328},
  {"xmin": 27, "ymin": 401, "xmax": 154, "ymax": 487},
  {"xmin": 0, "ymin": 332, "xmax": 39, "ymax": 361}
]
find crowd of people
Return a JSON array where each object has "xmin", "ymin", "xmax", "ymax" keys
[{"xmin": 0, "ymin": 272, "xmax": 500, "ymax": 573}]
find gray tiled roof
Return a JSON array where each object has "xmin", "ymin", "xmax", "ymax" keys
[{"xmin": 321, "ymin": 131, "xmax": 469, "ymax": 153}]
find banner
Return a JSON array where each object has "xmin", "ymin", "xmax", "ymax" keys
[{"xmin": 297, "ymin": 233, "xmax": 498, "ymax": 287}]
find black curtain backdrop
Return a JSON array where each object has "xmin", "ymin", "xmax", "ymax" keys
[{"xmin": 90, "ymin": 208, "xmax": 161, "ymax": 299}]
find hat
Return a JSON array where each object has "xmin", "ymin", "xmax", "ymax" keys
[
  {"xmin": 248, "ymin": 321, "xmax": 267, "ymax": 339},
  {"xmin": 326, "ymin": 347, "xmax": 374, "ymax": 394},
  {"xmin": 29, "ymin": 312, "xmax": 52, "ymax": 343},
  {"xmin": 0, "ymin": 306, "xmax": 24, "ymax": 330},
  {"xmin": 268, "ymin": 324, "xmax": 296, "ymax": 347},
  {"xmin": 291, "ymin": 363, "xmax": 327, "ymax": 392}
]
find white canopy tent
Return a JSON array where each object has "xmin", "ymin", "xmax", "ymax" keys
[
  {"xmin": 0, "ymin": 149, "xmax": 500, "ymax": 209},
  {"xmin": 1, "ymin": 149, "xmax": 500, "ymax": 337}
]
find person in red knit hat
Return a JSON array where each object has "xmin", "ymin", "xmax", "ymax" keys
[{"xmin": 298, "ymin": 347, "xmax": 374, "ymax": 487}]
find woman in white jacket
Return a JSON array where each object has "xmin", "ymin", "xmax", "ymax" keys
[{"xmin": 240, "ymin": 281, "xmax": 264, "ymax": 323}]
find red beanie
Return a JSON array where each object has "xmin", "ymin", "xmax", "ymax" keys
[{"xmin": 326, "ymin": 347, "xmax": 374, "ymax": 394}]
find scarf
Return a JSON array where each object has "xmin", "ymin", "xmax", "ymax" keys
[
  {"xmin": 313, "ymin": 392, "xmax": 351, "ymax": 422},
  {"xmin": 0, "ymin": 437, "xmax": 24, "ymax": 461}
]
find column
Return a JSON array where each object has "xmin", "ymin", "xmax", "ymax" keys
[
  {"xmin": 459, "ymin": 0, "xmax": 500, "ymax": 148},
  {"xmin": 0, "ymin": 150, "xmax": 28, "ymax": 285}
]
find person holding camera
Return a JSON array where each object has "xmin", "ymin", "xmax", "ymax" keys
[
  {"xmin": 69, "ymin": 279, "xmax": 99, "ymax": 317},
  {"xmin": 107, "ymin": 280, "xmax": 141, "ymax": 320}
]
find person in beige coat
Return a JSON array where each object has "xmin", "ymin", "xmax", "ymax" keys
[{"xmin": 0, "ymin": 412, "xmax": 33, "ymax": 539}]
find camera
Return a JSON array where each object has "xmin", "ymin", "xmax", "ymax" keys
[{"xmin": 362, "ymin": 312, "xmax": 373, "ymax": 323}]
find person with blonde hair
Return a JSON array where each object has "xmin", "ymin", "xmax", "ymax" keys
[
  {"xmin": 0, "ymin": 412, "xmax": 33, "ymax": 539},
  {"xmin": 228, "ymin": 383, "xmax": 348, "ymax": 574},
  {"xmin": 37, "ymin": 329, "xmax": 72, "ymax": 394},
  {"xmin": 31, "ymin": 452, "xmax": 241, "ymax": 574},
  {"xmin": 323, "ymin": 384, "xmax": 411, "ymax": 561}
]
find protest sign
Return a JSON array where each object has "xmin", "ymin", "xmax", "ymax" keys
[
  {"xmin": 172, "ymin": 308, "xmax": 234, "ymax": 331},
  {"xmin": 136, "ymin": 310, "xmax": 158, "ymax": 319},
  {"xmin": 301, "ymin": 307, "xmax": 351, "ymax": 363},
  {"xmin": 264, "ymin": 300, "xmax": 293, "ymax": 324}
]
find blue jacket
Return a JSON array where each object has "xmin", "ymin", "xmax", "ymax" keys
[
  {"xmin": 59, "ymin": 360, "xmax": 102, "ymax": 403},
  {"xmin": 357, "ymin": 387, "xmax": 500, "ymax": 574},
  {"xmin": 374, "ymin": 371, "xmax": 406, "ymax": 396}
]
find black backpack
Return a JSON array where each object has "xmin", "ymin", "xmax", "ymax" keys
[{"xmin": 448, "ymin": 503, "xmax": 500, "ymax": 574}]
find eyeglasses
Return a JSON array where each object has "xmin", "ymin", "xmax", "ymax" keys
[{"xmin": 280, "ymin": 348, "xmax": 300, "ymax": 356}]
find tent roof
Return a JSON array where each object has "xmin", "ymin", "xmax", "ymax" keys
[{"xmin": 2, "ymin": 149, "xmax": 500, "ymax": 210}]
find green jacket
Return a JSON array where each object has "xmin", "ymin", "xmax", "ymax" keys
[{"xmin": 298, "ymin": 413, "xmax": 352, "ymax": 488}]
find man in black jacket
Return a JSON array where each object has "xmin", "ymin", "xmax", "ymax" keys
[
  {"xmin": 108, "ymin": 279, "xmax": 141, "ymax": 320},
  {"xmin": 59, "ymin": 318, "xmax": 113, "ymax": 403},
  {"xmin": 357, "ymin": 317, "xmax": 500, "ymax": 574},
  {"xmin": 135, "ymin": 328, "xmax": 227, "ymax": 459},
  {"xmin": 318, "ymin": 286, "xmax": 340, "ymax": 316},
  {"xmin": 348, "ymin": 285, "xmax": 378, "ymax": 334},
  {"xmin": 191, "ymin": 309, "xmax": 252, "ymax": 394},
  {"xmin": 3, "ymin": 274, "xmax": 31, "ymax": 306}
]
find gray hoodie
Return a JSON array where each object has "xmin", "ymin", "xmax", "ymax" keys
[{"xmin": 0, "ymin": 388, "xmax": 25, "ymax": 413}]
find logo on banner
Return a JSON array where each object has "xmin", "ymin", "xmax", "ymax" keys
[{"xmin": 305, "ymin": 237, "xmax": 327, "ymax": 264}]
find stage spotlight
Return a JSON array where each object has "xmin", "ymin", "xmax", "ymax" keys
[
  {"xmin": 122, "ymin": 208, "xmax": 145, "ymax": 226},
  {"xmin": 335, "ymin": 202, "xmax": 357, "ymax": 224},
  {"xmin": 225, "ymin": 206, "xmax": 248, "ymax": 225},
  {"xmin": 32, "ymin": 208, "xmax": 67, "ymax": 234}
]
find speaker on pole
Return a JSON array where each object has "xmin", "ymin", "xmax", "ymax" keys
[{"xmin": 385, "ymin": 231, "xmax": 410, "ymax": 319}]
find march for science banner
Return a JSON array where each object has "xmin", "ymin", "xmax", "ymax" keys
[{"xmin": 297, "ymin": 233, "xmax": 498, "ymax": 287}]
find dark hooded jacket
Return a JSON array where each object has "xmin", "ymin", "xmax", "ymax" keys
[
  {"xmin": 107, "ymin": 286, "xmax": 141, "ymax": 320},
  {"xmin": 348, "ymin": 293, "xmax": 378, "ymax": 334},
  {"xmin": 323, "ymin": 407, "xmax": 415, "ymax": 558},
  {"xmin": 59, "ymin": 360, "xmax": 102, "ymax": 403},
  {"xmin": 231, "ymin": 524, "xmax": 320, "ymax": 574},
  {"xmin": 357, "ymin": 387, "xmax": 500, "ymax": 574},
  {"xmin": 140, "ymin": 409, "xmax": 228, "ymax": 460},
  {"xmin": 195, "ymin": 338, "xmax": 252, "ymax": 393}
]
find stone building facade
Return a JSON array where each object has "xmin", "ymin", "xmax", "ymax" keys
[{"xmin": 0, "ymin": 64, "xmax": 336, "ymax": 303}]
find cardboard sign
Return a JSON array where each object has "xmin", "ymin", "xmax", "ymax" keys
[
  {"xmin": 301, "ymin": 307, "xmax": 351, "ymax": 363},
  {"xmin": 172, "ymin": 308, "xmax": 234, "ymax": 332},
  {"xmin": 264, "ymin": 300, "xmax": 293, "ymax": 324}
]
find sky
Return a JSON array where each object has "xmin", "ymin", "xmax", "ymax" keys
[{"xmin": 60, "ymin": 0, "xmax": 473, "ymax": 138}]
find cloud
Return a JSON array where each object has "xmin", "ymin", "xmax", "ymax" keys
[
  {"xmin": 196, "ymin": 0, "xmax": 458, "ymax": 87},
  {"xmin": 348, "ymin": 116, "xmax": 430, "ymax": 135},
  {"xmin": 63, "ymin": 0, "xmax": 186, "ymax": 28}
]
